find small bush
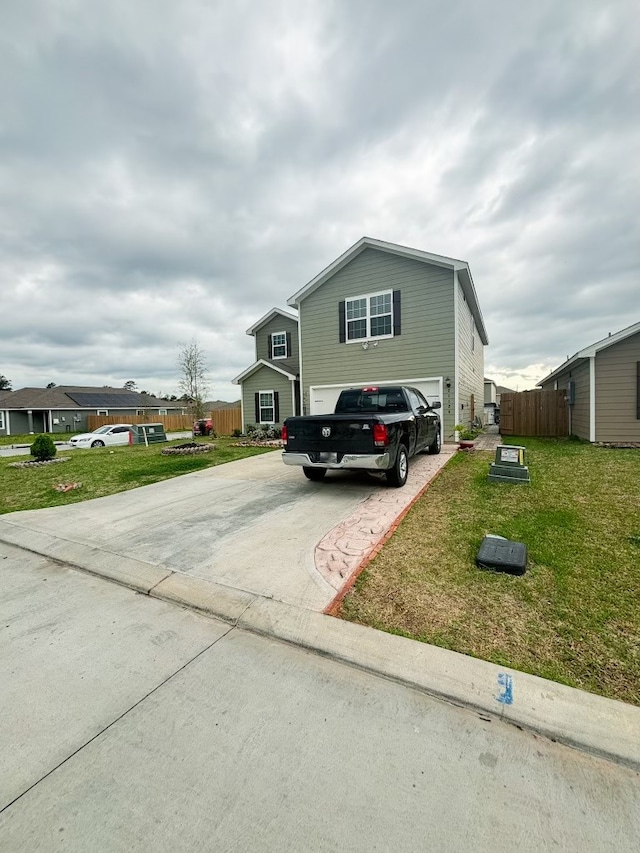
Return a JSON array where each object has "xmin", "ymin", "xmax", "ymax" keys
[
  {"xmin": 30, "ymin": 434, "xmax": 57, "ymax": 461},
  {"xmin": 232, "ymin": 428, "xmax": 242, "ymax": 437}
]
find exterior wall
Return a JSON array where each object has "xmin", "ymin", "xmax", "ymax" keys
[
  {"xmin": 594, "ymin": 333, "xmax": 640, "ymax": 442},
  {"xmin": 484, "ymin": 381, "xmax": 497, "ymax": 404},
  {"xmin": 299, "ymin": 248, "xmax": 457, "ymax": 436},
  {"xmin": 540, "ymin": 360, "xmax": 590, "ymax": 439},
  {"xmin": 255, "ymin": 314, "xmax": 299, "ymax": 365},
  {"xmin": 456, "ymin": 278, "xmax": 485, "ymax": 429},
  {"xmin": 241, "ymin": 366, "xmax": 294, "ymax": 429}
]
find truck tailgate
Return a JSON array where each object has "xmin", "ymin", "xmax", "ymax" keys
[{"xmin": 285, "ymin": 415, "xmax": 378, "ymax": 454}]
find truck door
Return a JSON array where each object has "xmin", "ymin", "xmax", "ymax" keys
[{"xmin": 407, "ymin": 388, "xmax": 430, "ymax": 450}]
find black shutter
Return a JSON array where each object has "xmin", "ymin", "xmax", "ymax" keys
[
  {"xmin": 393, "ymin": 290, "xmax": 401, "ymax": 336},
  {"xmin": 268, "ymin": 335, "xmax": 273, "ymax": 359},
  {"xmin": 274, "ymin": 391, "xmax": 280, "ymax": 423},
  {"xmin": 637, "ymin": 362, "xmax": 640, "ymax": 419},
  {"xmin": 339, "ymin": 301, "xmax": 346, "ymax": 343},
  {"xmin": 286, "ymin": 331, "xmax": 292, "ymax": 357},
  {"xmin": 254, "ymin": 392, "xmax": 260, "ymax": 423}
]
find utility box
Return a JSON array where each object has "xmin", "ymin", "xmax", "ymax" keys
[
  {"xmin": 488, "ymin": 444, "xmax": 530, "ymax": 484},
  {"xmin": 131, "ymin": 423, "xmax": 167, "ymax": 445}
]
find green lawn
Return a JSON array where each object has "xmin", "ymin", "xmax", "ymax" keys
[
  {"xmin": 0, "ymin": 438, "xmax": 275, "ymax": 515},
  {"xmin": 339, "ymin": 438, "xmax": 640, "ymax": 706},
  {"xmin": 0, "ymin": 432, "xmax": 81, "ymax": 446}
]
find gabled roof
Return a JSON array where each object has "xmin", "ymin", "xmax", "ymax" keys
[
  {"xmin": 232, "ymin": 359, "xmax": 298, "ymax": 385},
  {"xmin": 246, "ymin": 307, "xmax": 298, "ymax": 336},
  {"xmin": 0, "ymin": 385, "xmax": 177, "ymax": 410},
  {"xmin": 286, "ymin": 236, "xmax": 489, "ymax": 345},
  {"xmin": 538, "ymin": 320, "xmax": 640, "ymax": 385}
]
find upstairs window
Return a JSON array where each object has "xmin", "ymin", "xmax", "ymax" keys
[
  {"xmin": 339, "ymin": 290, "xmax": 400, "ymax": 343},
  {"xmin": 269, "ymin": 331, "xmax": 290, "ymax": 359}
]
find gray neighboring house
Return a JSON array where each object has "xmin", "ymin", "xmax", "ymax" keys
[
  {"xmin": 235, "ymin": 237, "xmax": 488, "ymax": 439},
  {"xmin": 233, "ymin": 308, "xmax": 300, "ymax": 429},
  {"xmin": 538, "ymin": 321, "xmax": 640, "ymax": 443},
  {"xmin": 0, "ymin": 386, "xmax": 185, "ymax": 436}
]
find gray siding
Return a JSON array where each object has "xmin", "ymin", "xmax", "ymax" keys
[
  {"xmin": 255, "ymin": 315, "xmax": 299, "ymax": 365},
  {"xmin": 456, "ymin": 277, "xmax": 485, "ymax": 429},
  {"xmin": 540, "ymin": 361, "xmax": 590, "ymax": 439},
  {"xmin": 595, "ymin": 333, "xmax": 640, "ymax": 442},
  {"xmin": 241, "ymin": 365, "xmax": 294, "ymax": 429},
  {"xmin": 299, "ymin": 248, "xmax": 457, "ymax": 435}
]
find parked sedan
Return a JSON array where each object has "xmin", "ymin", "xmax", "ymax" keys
[{"xmin": 69, "ymin": 424, "xmax": 134, "ymax": 448}]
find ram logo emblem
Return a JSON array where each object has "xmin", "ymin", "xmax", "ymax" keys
[{"xmin": 322, "ymin": 426, "xmax": 331, "ymax": 438}]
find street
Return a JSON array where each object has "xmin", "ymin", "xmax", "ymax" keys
[{"xmin": 2, "ymin": 540, "xmax": 639, "ymax": 852}]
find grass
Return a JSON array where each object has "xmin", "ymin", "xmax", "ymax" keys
[
  {"xmin": 338, "ymin": 438, "xmax": 640, "ymax": 706},
  {"xmin": 0, "ymin": 432, "xmax": 82, "ymax": 446},
  {"xmin": 0, "ymin": 438, "xmax": 276, "ymax": 515}
]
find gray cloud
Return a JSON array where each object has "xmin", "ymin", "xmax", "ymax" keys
[{"xmin": 1, "ymin": 0, "xmax": 638, "ymax": 398}]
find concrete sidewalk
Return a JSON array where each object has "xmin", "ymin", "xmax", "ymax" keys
[{"xmin": 2, "ymin": 544, "xmax": 639, "ymax": 852}]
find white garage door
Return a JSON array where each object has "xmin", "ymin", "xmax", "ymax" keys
[{"xmin": 309, "ymin": 377, "xmax": 443, "ymax": 415}]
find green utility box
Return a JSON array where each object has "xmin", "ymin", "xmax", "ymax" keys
[
  {"xmin": 488, "ymin": 444, "xmax": 530, "ymax": 484},
  {"xmin": 132, "ymin": 423, "xmax": 167, "ymax": 445}
]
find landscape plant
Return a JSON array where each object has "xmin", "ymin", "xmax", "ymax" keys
[{"xmin": 30, "ymin": 434, "xmax": 57, "ymax": 461}]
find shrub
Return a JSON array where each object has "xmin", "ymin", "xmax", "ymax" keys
[
  {"xmin": 232, "ymin": 428, "xmax": 242, "ymax": 437},
  {"xmin": 30, "ymin": 434, "xmax": 57, "ymax": 461}
]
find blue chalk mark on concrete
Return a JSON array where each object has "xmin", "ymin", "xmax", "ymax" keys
[{"xmin": 496, "ymin": 673, "xmax": 513, "ymax": 705}]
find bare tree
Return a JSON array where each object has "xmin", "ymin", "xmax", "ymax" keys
[
  {"xmin": 177, "ymin": 340, "xmax": 210, "ymax": 419},
  {"xmin": 123, "ymin": 380, "xmax": 137, "ymax": 392}
]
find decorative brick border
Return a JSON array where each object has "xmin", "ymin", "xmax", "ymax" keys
[{"xmin": 319, "ymin": 449, "xmax": 457, "ymax": 615}]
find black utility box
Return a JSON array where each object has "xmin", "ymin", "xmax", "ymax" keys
[{"xmin": 476, "ymin": 535, "xmax": 527, "ymax": 576}]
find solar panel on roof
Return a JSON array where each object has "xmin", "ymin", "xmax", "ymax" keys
[{"xmin": 67, "ymin": 392, "xmax": 143, "ymax": 407}]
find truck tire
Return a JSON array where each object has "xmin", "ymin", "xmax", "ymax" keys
[
  {"xmin": 303, "ymin": 467, "xmax": 327, "ymax": 482},
  {"xmin": 386, "ymin": 445, "xmax": 408, "ymax": 487},
  {"xmin": 427, "ymin": 430, "xmax": 441, "ymax": 455}
]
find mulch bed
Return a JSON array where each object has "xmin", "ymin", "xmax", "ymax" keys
[
  {"xmin": 161, "ymin": 442, "xmax": 214, "ymax": 455},
  {"xmin": 9, "ymin": 457, "xmax": 71, "ymax": 469}
]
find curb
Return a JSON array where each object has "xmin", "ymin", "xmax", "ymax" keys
[{"xmin": 2, "ymin": 519, "xmax": 639, "ymax": 773}]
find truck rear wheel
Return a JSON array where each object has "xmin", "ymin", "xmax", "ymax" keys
[
  {"xmin": 303, "ymin": 467, "xmax": 327, "ymax": 482},
  {"xmin": 386, "ymin": 446, "xmax": 408, "ymax": 487},
  {"xmin": 427, "ymin": 430, "xmax": 441, "ymax": 454}
]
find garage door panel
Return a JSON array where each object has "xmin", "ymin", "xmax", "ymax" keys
[{"xmin": 310, "ymin": 378, "xmax": 442, "ymax": 415}]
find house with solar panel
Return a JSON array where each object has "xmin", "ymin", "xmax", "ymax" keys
[{"xmin": 0, "ymin": 386, "xmax": 185, "ymax": 436}]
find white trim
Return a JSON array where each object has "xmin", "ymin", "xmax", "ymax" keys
[
  {"xmin": 290, "ymin": 377, "xmax": 297, "ymax": 417},
  {"xmin": 246, "ymin": 307, "xmax": 298, "ymax": 336},
  {"xmin": 589, "ymin": 356, "xmax": 596, "ymax": 442},
  {"xmin": 453, "ymin": 270, "xmax": 460, "ymax": 426},
  {"xmin": 97, "ymin": 409, "xmax": 109, "ymax": 416},
  {"xmin": 240, "ymin": 394, "xmax": 245, "ymax": 433},
  {"xmin": 233, "ymin": 359, "xmax": 297, "ymax": 384},
  {"xmin": 6, "ymin": 410, "xmax": 10, "ymax": 434},
  {"xmin": 270, "ymin": 330, "xmax": 288, "ymax": 359},
  {"xmin": 258, "ymin": 389, "xmax": 276, "ymax": 425},
  {"xmin": 344, "ymin": 288, "xmax": 394, "ymax": 343},
  {"xmin": 0, "ymin": 410, "xmax": 5, "ymax": 431}
]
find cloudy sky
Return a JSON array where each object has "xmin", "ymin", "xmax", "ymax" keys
[{"xmin": 1, "ymin": 0, "xmax": 638, "ymax": 400}]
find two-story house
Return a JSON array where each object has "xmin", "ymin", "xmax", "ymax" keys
[{"xmin": 235, "ymin": 237, "xmax": 489, "ymax": 440}]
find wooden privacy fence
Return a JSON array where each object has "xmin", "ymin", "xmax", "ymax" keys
[
  {"xmin": 500, "ymin": 390, "xmax": 568, "ymax": 437},
  {"xmin": 88, "ymin": 408, "xmax": 242, "ymax": 435},
  {"xmin": 210, "ymin": 408, "xmax": 242, "ymax": 435}
]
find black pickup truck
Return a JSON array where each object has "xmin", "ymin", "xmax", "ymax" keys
[{"xmin": 282, "ymin": 385, "xmax": 441, "ymax": 487}]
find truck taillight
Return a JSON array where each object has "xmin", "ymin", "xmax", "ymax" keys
[
  {"xmin": 281, "ymin": 424, "xmax": 288, "ymax": 443},
  {"xmin": 372, "ymin": 423, "xmax": 389, "ymax": 446}
]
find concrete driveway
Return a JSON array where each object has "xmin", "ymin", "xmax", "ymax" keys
[{"xmin": 0, "ymin": 449, "xmax": 453, "ymax": 610}]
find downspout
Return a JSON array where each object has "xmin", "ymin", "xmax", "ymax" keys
[
  {"xmin": 6, "ymin": 411, "xmax": 10, "ymax": 435},
  {"xmin": 453, "ymin": 270, "xmax": 460, "ymax": 436},
  {"xmin": 296, "ymin": 308, "xmax": 304, "ymax": 414},
  {"xmin": 589, "ymin": 356, "xmax": 596, "ymax": 442}
]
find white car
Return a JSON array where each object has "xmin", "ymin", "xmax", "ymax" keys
[{"xmin": 69, "ymin": 424, "xmax": 134, "ymax": 448}]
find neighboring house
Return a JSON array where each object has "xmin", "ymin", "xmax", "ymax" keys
[
  {"xmin": 0, "ymin": 386, "xmax": 186, "ymax": 436},
  {"xmin": 233, "ymin": 308, "xmax": 300, "ymax": 429},
  {"xmin": 484, "ymin": 378, "xmax": 498, "ymax": 424},
  {"xmin": 235, "ymin": 237, "xmax": 488, "ymax": 439},
  {"xmin": 537, "ymin": 321, "xmax": 640, "ymax": 443},
  {"xmin": 495, "ymin": 384, "xmax": 515, "ymax": 406}
]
